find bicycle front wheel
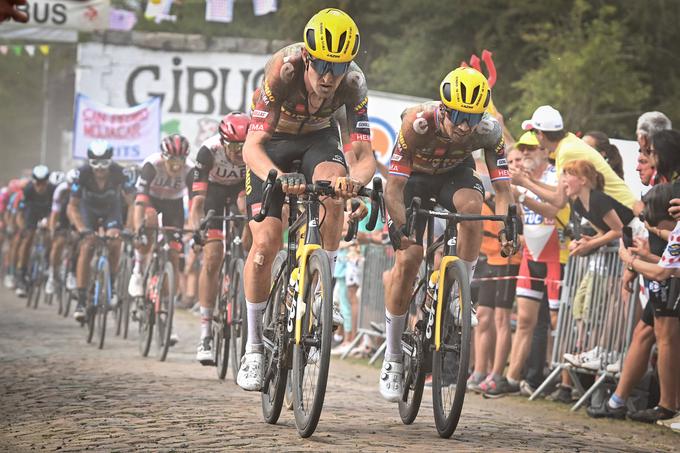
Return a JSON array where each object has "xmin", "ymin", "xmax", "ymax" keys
[
  {"xmin": 292, "ymin": 249, "xmax": 333, "ymax": 438},
  {"xmin": 261, "ymin": 250, "xmax": 289, "ymax": 425},
  {"xmin": 229, "ymin": 258, "xmax": 247, "ymax": 383},
  {"xmin": 138, "ymin": 296, "xmax": 155, "ymax": 357},
  {"xmin": 215, "ymin": 258, "xmax": 231, "ymax": 379},
  {"xmin": 431, "ymin": 259, "xmax": 471, "ymax": 438},
  {"xmin": 95, "ymin": 258, "xmax": 110, "ymax": 350},
  {"xmin": 155, "ymin": 261, "xmax": 175, "ymax": 362}
]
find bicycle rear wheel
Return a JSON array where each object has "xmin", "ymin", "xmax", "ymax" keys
[
  {"xmin": 261, "ymin": 250, "xmax": 289, "ymax": 425},
  {"xmin": 229, "ymin": 258, "xmax": 247, "ymax": 383},
  {"xmin": 292, "ymin": 249, "xmax": 333, "ymax": 438},
  {"xmin": 398, "ymin": 275, "xmax": 428, "ymax": 425},
  {"xmin": 155, "ymin": 261, "xmax": 175, "ymax": 362},
  {"xmin": 215, "ymin": 258, "xmax": 231, "ymax": 378},
  {"xmin": 95, "ymin": 258, "xmax": 110, "ymax": 350},
  {"xmin": 431, "ymin": 259, "xmax": 471, "ymax": 438}
]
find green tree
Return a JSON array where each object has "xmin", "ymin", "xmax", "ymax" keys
[{"xmin": 508, "ymin": 1, "xmax": 650, "ymax": 136}]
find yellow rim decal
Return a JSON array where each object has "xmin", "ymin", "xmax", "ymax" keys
[
  {"xmin": 294, "ymin": 244, "xmax": 321, "ymax": 344},
  {"xmin": 434, "ymin": 256, "xmax": 458, "ymax": 351}
]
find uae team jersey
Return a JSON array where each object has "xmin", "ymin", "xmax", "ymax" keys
[
  {"xmin": 136, "ymin": 152, "xmax": 193, "ymax": 200},
  {"xmin": 192, "ymin": 134, "xmax": 246, "ymax": 194},
  {"xmin": 518, "ymin": 165, "xmax": 570, "ymax": 264}
]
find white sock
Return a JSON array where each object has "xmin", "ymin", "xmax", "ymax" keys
[
  {"xmin": 48, "ymin": 267, "xmax": 54, "ymax": 278},
  {"xmin": 461, "ymin": 258, "xmax": 478, "ymax": 286},
  {"xmin": 246, "ymin": 299, "xmax": 267, "ymax": 352},
  {"xmin": 384, "ymin": 309, "xmax": 406, "ymax": 362},
  {"xmin": 327, "ymin": 249, "xmax": 338, "ymax": 275},
  {"xmin": 133, "ymin": 251, "xmax": 145, "ymax": 273},
  {"xmin": 199, "ymin": 306, "xmax": 212, "ymax": 339}
]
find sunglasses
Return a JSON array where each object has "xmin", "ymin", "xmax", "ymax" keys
[
  {"xmin": 162, "ymin": 153, "xmax": 186, "ymax": 163},
  {"xmin": 89, "ymin": 158, "xmax": 112, "ymax": 169},
  {"xmin": 307, "ymin": 56, "xmax": 351, "ymax": 77},
  {"xmin": 226, "ymin": 142, "xmax": 244, "ymax": 155},
  {"xmin": 445, "ymin": 108, "xmax": 484, "ymax": 127}
]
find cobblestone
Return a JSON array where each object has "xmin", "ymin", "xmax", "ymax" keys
[{"xmin": 0, "ymin": 287, "xmax": 678, "ymax": 452}]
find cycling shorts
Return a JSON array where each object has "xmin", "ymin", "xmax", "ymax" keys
[
  {"xmin": 24, "ymin": 205, "xmax": 51, "ymax": 230},
  {"xmin": 402, "ymin": 156, "xmax": 484, "ymax": 245},
  {"xmin": 148, "ymin": 196, "xmax": 184, "ymax": 230},
  {"xmin": 204, "ymin": 182, "xmax": 244, "ymax": 237},
  {"xmin": 516, "ymin": 253, "xmax": 563, "ymax": 310},
  {"xmin": 80, "ymin": 199, "xmax": 123, "ymax": 230},
  {"xmin": 477, "ymin": 263, "xmax": 519, "ymax": 310},
  {"xmin": 246, "ymin": 127, "xmax": 347, "ymax": 220}
]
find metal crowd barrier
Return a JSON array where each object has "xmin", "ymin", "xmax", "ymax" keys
[
  {"xmin": 340, "ymin": 244, "xmax": 394, "ymax": 363},
  {"xmin": 529, "ymin": 245, "xmax": 638, "ymax": 411}
]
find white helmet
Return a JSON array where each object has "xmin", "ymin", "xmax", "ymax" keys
[
  {"xmin": 32, "ymin": 164, "xmax": 50, "ymax": 182},
  {"xmin": 49, "ymin": 171, "xmax": 65, "ymax": 186},
  {"xmin": 66, "ymin": 168, "xmax": 79, "ymax": 184}
]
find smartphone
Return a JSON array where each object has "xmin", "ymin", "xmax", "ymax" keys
[{"xmin": 622, "ymin": 226, "xmax": 633, "ymax": 248}]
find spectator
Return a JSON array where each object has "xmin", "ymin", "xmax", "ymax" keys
[
  {"xmin": 583, "ymin": 131, "xmax": 624, "ymax": 180},
  {"xmin": 637, "ymin": 111, "xmax": 673, "ymax": 155},
  {"xmin": 619, "ymin": 182, "xmax": 680, "ymax": 424},
  {"xmin": 650, "ymin": 129, "xmax": 680, "ymax": 184},
  {"xmin": 515, "ymin": 105, "xmax": 640, "ymax": 215}
]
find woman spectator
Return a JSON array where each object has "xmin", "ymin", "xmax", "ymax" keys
[{"xmin": 583, "ymin": 131, "xmax": 625, "ymax": 180}]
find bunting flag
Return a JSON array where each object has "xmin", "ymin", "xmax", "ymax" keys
[
  {"xmin": 0, "ymin": 46, "xmax": 8, "ymax": 56},
  {"xmin": 39, "ymin": 45, "xmax": 50, "ymax": 56},
  {"xmin": 109, "ymin": 8, "xmax": 138, "ymax": 31},
  {"xmin": 0, "ymin": 44, "xmax": 51, "ymax": 57},
  {"xmin": 145, "ymin": 0, "xmax": 172, "ymax": 20},
  {"xmin": 25, "ymin": 45, "xmax": 35, "ymax": 57},
  {"xmin": 253, "ymin": 0, "xmax": 277, "ymax": 16},
  {"xmin": 206, "ymin": 0, "xmax": 234, "ymax": 23},
  {"xmin": 11, "ymin": 46, "xmax": 22, "ymax": 56}
]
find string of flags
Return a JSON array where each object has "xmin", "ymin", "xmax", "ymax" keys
[
  {"xmin": 0, "ymin": 45, "xmax": 50, "ymax": 57},
  {"xmin": 206, "ymin": 0, "xmax": 278, "ymax": 23}
]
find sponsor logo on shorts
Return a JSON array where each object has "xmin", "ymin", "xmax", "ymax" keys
[
  {"xmin": 356, "ymin": 121, "xmax": 370, "ymax": 129},
  {"xmin": 668, "ymin": 243, "xmax": 680, "ymax": 257},
  {"xmin": 252, "ymin": 110, "xmax": 268, "ymax": 119},
  {"xmin": 391, "ymin": 153, "xmax": 402, "ymax": 162}
]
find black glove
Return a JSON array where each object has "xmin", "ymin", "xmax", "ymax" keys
[
  {"xmin": 387, "ymin": 219, "xmax": 408, "ymax": 251},
  {"xmin": 192, "ymin": 230, "xmax": 204, "ymax": 248},
  {"xmin": 277, "ymin": 172, "xmax": 306, "ymax": 188}
]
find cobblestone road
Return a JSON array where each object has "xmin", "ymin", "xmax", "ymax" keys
[{"xmin": 0, "ymin": 287, "xmax": 678, "ymax": 452}]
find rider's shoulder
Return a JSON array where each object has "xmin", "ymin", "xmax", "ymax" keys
[
  {"xmin": 475, "ymin": 113, "xmax": 502, "ymax": 141},
  {"xmin": 338, "ymin": 62, "xmax": 368, "ymax": 101},
  {"xmin": 198, "ymin": 134, "xmax": 222, "ymax": 153},
  {"xmin": 400, "ymin": 101, "xmax": 439, "ymax": 139},
  {"xmin": 263, "ymin": 43, "xmax": 305, "ymax": 92},
  {"xmin": 142, "ymin": 152, "xmax": 163, "ymax": 167}
]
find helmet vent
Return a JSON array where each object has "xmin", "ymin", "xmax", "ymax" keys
[
  {"xmin": 442, "ymin": 82, "xmax": 451, "ymax": 102},
  {"xmin": 471, "ymin": 85, "xmax": 480, "ymax": 104},
  {"xmin": 306, "ymin": 29, "xmax": 317, "ymax": 51},
  {"xmin": 336, "ymin": 31, "xmax": 347, "ymax": 53},
  {"xmin": 325, "ymin": 28, "xmax": 333, "ymax": 52},
  {"xmin": 352, "ymin": 34, "xmax": 360, "ymax": 55},
  {"xmin": 460, "ymin": 83, "xmax": 467, "ymax": 103}
]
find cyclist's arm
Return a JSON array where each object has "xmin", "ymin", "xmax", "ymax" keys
[
  {"xmin": 521, "ymin": 193, "xmax": 559, "ymax": 219},
  {"xmin": 345, "ymin": 141, "xmax": 376, "ymax": 186},
  {"xmin": 482, "ymin": 131, "xmax": 512, "ymax": 216},
  {"xmin": 133, "ymin": 162, "xmax": 156, "ymax": 231},
  {"xmin": 344, "ymin": 92, "xmax": 375, "ymax": 186},
  {"xmin": 245, "ymin": 76, "xmax": 284, "ymax": 180},
  {"xmin": 243, "ymin": 129, "xmax": 281, "ymax": 181},
  {"xmin": 385, "ymin": 174, "xmax": 408, "ymax": 228},
  {"xmin": 519, "ymin": 176, "xmax": 567, "ymax": 209},
  {"xmin": 67, "ymin": 195, "xmax": 86, "ymax": 232}
]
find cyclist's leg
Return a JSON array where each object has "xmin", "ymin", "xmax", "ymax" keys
[
  {"xmin": 46, "ymin": 231, "xmax": 65, "ymax": 293},
  {"xmin": 104, "ymin": 202, "xmax": 124, "ymax": 292},
  {"xmin": 74, "ymin": 204, "xmax": 97, "ymax": 318},
  {"xmin": 440, "ymin": 160, "xmax": 485, "ymax": 285},
  {"xmin": 129, "ymin": 199, "xmax": 158, "ymax": 297},
  {"xmin": 158, "ymin": 198, "xmax": 185, "ymax": 289}
]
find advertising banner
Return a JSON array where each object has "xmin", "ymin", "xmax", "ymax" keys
[
  {"xmin": 5, "ymin": 0, "xmax": 110, "ymax": 31},
  {"xmin": 73, "ymin": 94, "xmax": 161, "ymax": 161}
]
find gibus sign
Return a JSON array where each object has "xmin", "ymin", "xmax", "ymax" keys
[{"xmin": 76, "ymin": 43, "xmax": 269, "ymax": 155}]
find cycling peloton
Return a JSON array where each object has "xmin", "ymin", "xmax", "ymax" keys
[
  {"xmin": 237, "ymin": 8, "xmax": 376, "ymax": 391},
  {"xmin": 380, "ymin": 67, "xmax": 516, "ymax": 401},
  {"xmin": 68, "ymin": 140, "xmax": 135, "ymax": 322},
  {"xmin": 189, "ymin": 112, "xmax": 250, "ymax": 364}
]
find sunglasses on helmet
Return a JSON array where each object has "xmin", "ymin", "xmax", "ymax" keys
[
  {"xmin": 445, "ymin": 108, "xmax": 484, "ymax": 128},
  {"xmin": 89, "ymin": 158, "xmax": 112, "ymax": 169},
  {"xmin": 307, "ymin": 55, "xmax": 351, "ymax": 77}
]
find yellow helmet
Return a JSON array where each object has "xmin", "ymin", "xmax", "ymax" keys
[
  {"xmin": 439, "ymin": 67, "xmax": 491, "ymax": 114},
  {"xmin": 304, "ymin": 8, "xmax": 360, "ymax": 63}
]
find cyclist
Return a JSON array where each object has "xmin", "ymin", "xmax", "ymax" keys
[
  {"xmin": 45, "ymin": 169, "xmax": 80, "ymax": 295},
  {"xmin": 128, "ymin": 135, "xmax": 193, "ymax": 296},
  {"xmin": 379, "ymin": 67, "xmax": 515, "ymax": 401},
  {"xmin": 15, "ymin": 165, "xmax": 55, "ymax": 297},
  {"xmin": 237, "ymin": 8, "xmax": 376, "ymax": 391},
  {"xmin": 68, "ymin": 140, "xmax": 135, "ymax": 322},
  {"xmin": 2, "ymin": 178, "xmax": 27, "ymax": 289},
  {"xmin": 189, "ymin": 112, "xmax": 249, "ymax": 365}
]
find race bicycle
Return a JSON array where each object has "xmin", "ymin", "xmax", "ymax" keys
[
  {"xmin": 25, "ymin": 224, "xmax": 50, "ymax": 310},
  {"xmin": 397, "ymin": 197, "xmax": 518, "ymax": 438},
  {"xmin": 257, "ymin": 169, "xmax": 384, "ymax": 438}
]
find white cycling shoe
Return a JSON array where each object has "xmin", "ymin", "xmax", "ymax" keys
[
  {"xmin": 313, "ymin": 293, "xmax": 344, "ymax": 328},
  {"xmin": 66, "ymin": 272, "xmax": 77, "ymax": 291},
  {"xmin": 379, "ymin": 360, "xmax": 403, "ymax": 403},
  {"xmin": 128, "ymin": 272, "xmax": 144, "ymax": 298},
  {"xmin": 450, "ymin": 283, "xmax": 478, "ymax": 327},
  {"xmin": 237, "ymin": 350, "xmax": 264, "ymax": 391}
]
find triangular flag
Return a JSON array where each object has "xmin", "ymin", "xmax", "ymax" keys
[
  {"xmin": 11, "ymin": 46, "xmax": 22, "ymax": 56},
  {"xmin": 206, "ymin": 0, "xmax": 234, "ymax": 23},
  {"xmin": 25, "ymin": 45, "xmax": 35, "ymax": 57},
  {"xmin": 0, "ymin": 46, "xmax": 8, "ymax": 56},
  {"xmin": 145, "ymin": 0, "xmax": 169, "ymax": 19},
  {"xmin": 253, "ymin": 0, "xmax": 277, "ymax": 16},
  {"xmin": 39, "ymin": 45, "xmax": 50, "ymax": 56}
]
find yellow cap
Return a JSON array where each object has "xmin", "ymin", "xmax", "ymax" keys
[{"xmin": 516, "ymin": 131, "xmax": 539, "ymax": 148}]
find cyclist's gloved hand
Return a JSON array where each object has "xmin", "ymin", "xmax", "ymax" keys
[
  {"xmin": 79, "ymin": 228, "xmax": 93, "ymax": 238},
  {"xmin": 278, "ymin": 172, "xmax": 306, "ymax": 195},
  {"xmin": 346, "ymin": 198, "xmax": 368, "ymax": 221},
  {"xmin": 192, "ymin": 230, "xmax": 204, "ymax": 248},
  {"xmin": 498, "ymin": 229, "xmax": 517, "ymax": 258},
  {"xmin": 334, "ymin": 176, "xmax": 361, "ymax": 199},
  {"xmin": 387, "ymin": 219, "xmax": 411, "ymax": 251}
]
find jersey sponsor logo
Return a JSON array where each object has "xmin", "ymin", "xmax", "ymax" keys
[
  {"xmin": 391, "ymin": 153, "xmax": 403, "ymax": 162},
  {"xmin": 264, "ymin": 80, "xmax": 276, "ymax": 103},
  {"xmin": 495, "ymin": 139, "xmax": 506, "ymax": 156},
  {"xmin": 351, "ymin": 132, "xmax": 371, "ymax": 142},
  {"xmin": 249, "ymin": 123, "xmax": 266, "ymax": 132},
  {"xmin": 354, "ymin": 96, "xmax": 368, "ymax": 112},
  {"xmin": 331, "ymin": 154, "xmax": 345, "ymax": 165},
  {"xmin": 252, "ymin": 109, "xmax": 269, "ymax": 119},
  {"xmin": 497, "ymin": 158, "xmax": 507, "ymax": 166},
  {"xmin": 356, "ymin": 120, "xmax": 370, "ymax": 129},
  {"xmin": 245, "ymin": 169, "xmax": 252, "ymax": 195},
  {"xmin": 397, "ymin": 130, "xmax": 408, "ymax": 150},
  {"xmin": 413, "ymin": 117, "xmax": 429, "ymax": 135},
  {"xmin": 668, "ymin": 243, "xmax": 680, "ymax": 257}
]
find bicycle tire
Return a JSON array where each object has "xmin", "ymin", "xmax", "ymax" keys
[
  {"xmin": 398, "ymin": 276, "xmax": 428, "ymax": 425},
  {"xmin": 26, "ymin": 255, "xmax": 40, "ymax": 308},
  {"xmin": 115, "ymin": 253, "xmax": 131, "ymax": 337},
  {"xmin": 215, "ymin": 258, "xmax": 231, "ymax": 379},
  {"xmin": 96, "ymin": 257, "xmax": 110, "ymax": 350},
  {"xmin": 138, "ymin": 287, "xmax": 155, "ymax": 357},
  {"xmin": 229, "ymin": 258, "xmax": 247, "ymax": 384},
  {"xmin": 431, "ymin": 259, "xmax": 471, "ymax": 438},
  {"xmin": 292, "ymin": 249, "xmax": 333, "ymax": 438},
  {"xmin": 86, "ymin": 283, "xmax": 96, "ymax": 344},
  {"xmin": 261, "ymin": 250, "xmax": 289, "ymax": 425},
  {"xmin": 155, "ymin": 261, "xmax": 175, "ymax": 362}
]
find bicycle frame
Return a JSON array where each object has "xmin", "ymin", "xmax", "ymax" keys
[{"xmin": 91, "ymin": 235, "xmax": 111, "ymax": 309}]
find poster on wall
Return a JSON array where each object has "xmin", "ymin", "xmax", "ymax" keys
[
  {"xmin": 5, "ymin": 0, "xmax": 110, "ymax": 31},
  {"xmin": 72, "ymin": 94, "xmax": 161, "ymax": 161}
]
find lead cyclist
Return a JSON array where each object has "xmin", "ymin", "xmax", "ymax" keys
[{"xmin": 237, "ymin": 8, "xmax": 376, "ymax": 391}]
